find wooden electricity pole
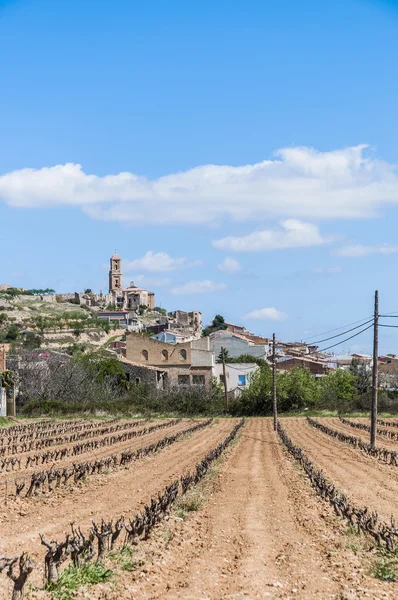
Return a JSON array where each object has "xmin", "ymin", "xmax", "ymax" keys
[
  {"xmin": 370, "ymin": 290, "xmax": 379, "ymax": 448},
  {"xmin": 272, "ymin": 333, "xmax": 277, "ymax": 430},
  {"xmin": 221, "ymin": 346, "xmax": 229, "ymax": 412}
]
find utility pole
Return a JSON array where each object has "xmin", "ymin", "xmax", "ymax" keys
[
  {"xmin": 272, "ymin": 333, "xmax": 277, "ymax": 430},
  {"xmin": 221, "ymin": 346, "xmax": 229, "ymax": 412},
  {"xmin": 370, "ymin": 290, "xmax": 379, "ymax": 448}
]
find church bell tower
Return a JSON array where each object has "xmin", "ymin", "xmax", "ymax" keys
[{"xmin": 109, "ymin": 253, "xmax": 122, "ymax": 293}]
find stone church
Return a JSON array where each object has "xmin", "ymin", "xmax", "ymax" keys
[{"xmin": 109, "ymin": 253, "xmax": 155, "ymax": 311}]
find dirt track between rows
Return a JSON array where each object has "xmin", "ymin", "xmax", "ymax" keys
[
  {"xmin": 100, "ymin": 418, "xmax": 397, "ymax": 600},
  {"xmin": 283, "ymin": 418, "xmax": 398, "ymax": 523},
  {"xmin": 321, "ymin": 417, "xmax": 398, "ymax": 451},
  {"xmin": 3, "ymin": 418, "xmax": 398, "ymax": 599},
  {"xmin": 0, "ymin": 418, "xmax": 236, "ymax": 559}
]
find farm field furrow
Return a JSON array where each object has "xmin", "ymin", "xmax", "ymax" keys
[
  {"xmin": 0, "ymin": 419, "xmax": 187, "ymax": 485},
  {"xmin": 341, "ymin": 417, "xmax": 398, "ymax": 441},
  {"xmin": 321, "ymin": 417, "xmax": 398, "ymax": 451},
  {"xmin": 0, "ymin": 417, "xmax": 151, "ymax": 455},
  {"xmin": 282, "ymin": 418, "xmax": 398, "ymax": 524},
  {"xmin": 102, "ymin": 418, "xmax": 395, "ymax": 600},
  {"xmin": 0, "ymin": 418, "xmax": 238, "ymax": 559}
]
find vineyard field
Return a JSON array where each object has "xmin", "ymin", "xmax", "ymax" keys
[{"xmin": 1, "ymin": 417, "xmax": 398, "ymax": 599}]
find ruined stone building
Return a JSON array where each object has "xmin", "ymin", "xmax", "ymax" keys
[
  {"xmin": 122, "ymin": 332, "xmax": 213, "ymax": 389},
  {"xmin": 108, "ymin": 253, "xmax": 155, "ymax": 310}
]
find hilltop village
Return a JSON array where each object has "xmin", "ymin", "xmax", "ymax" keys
[{"xmin": 1, "ymin": 252, "xmax": 395, "ymax": 416}]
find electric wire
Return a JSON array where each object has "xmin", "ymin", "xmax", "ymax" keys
[
  {"xmin": 303, "ymin": 315, "xmax": 373, "ymax": 342},
  {"xmin": 307, "ymin": 322, "xmax": 374, "ymax": 355},
  {"xmin": 307, "ymin": 318, "xmax": 374, "ymax": 346}
]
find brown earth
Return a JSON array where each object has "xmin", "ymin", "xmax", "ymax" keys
[
  {"xmin": 283, "ymin": 418, "xmax": 398, "ymax": 524},
  {"xmin": 0, "ymin": 419, "xmax": 236, "ymax": 559},
  {"xmin": 3, "ymin": 418, "xmax": 398, "ymax": 599},
  {"xmin": 320, "ymin": 417, "xmax": 398, "ymax": 451},
  {"xmin": 0, "ymin": 418, "xmax": 186, "ymax": 485},
  {"xmin": 73, "ymin": 418, "xmax": 398, "ymax": 600}
]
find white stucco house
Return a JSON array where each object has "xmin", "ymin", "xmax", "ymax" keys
[{"xmin": 213, "ymin": 362, "xmax": 259, "ymax": 398}]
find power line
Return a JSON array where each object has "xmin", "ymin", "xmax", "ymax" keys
[
  {"xmin": 304, "ymin": 315, "xmax": 373, "ymax": 342},
  {"xmin": 379, "ymin": 324, "xmax": 398, "ymax": 329},
  {"xmin": 308, "ymin": 318, "xmax": 374, "ymax": 346},
  {"xmin": 308, "ymin": 322, "xmax": 374, "ymax": 355}
]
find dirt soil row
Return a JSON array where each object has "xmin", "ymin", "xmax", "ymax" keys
[
  {"xmin": 283, "ymin": 418, "xmax": 398, "ymax": 524},
  {"xmin": 0, "ymin": 419, "xmax": 187, "ymax": 484},
  {"xmin": 342, "ymin": 418, "xmax": 398, "ymax": 442},
  {"xmin": 61, "ymin": 418, "xmax": 398, "ymax": 600},
  {"xmin": 0, "ymin": 419, "xmax": 238, "ymax": 561},
  {"xmin": 0, "ymin": 417, "xmax": 152, "ymax": 456},
  {"xmin": 320, "ymin": 417, "xmax": 398, "ymax": 451}
]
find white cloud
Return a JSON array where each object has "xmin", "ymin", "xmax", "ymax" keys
[
  {"xmin": 170, "ymin": 280, "xmax": 227, "ymax": 295},
  {"xmin": 217, "ymin": 257, "xmax": 241, "ymax": 273},
  {"xmin": 243, "ymin": 307, "xmax": 288, "ymax": 321},
  {"xmin": 213, "ymin": 220, "xmax": 329, "ymax": 252},
  {"xmin": 123, "ymin": 251, "xmax": 201, "ymax": 272},
  {"xmin": 2, "ymin": 145, "xmax": 398, "ymax": 224},
  {"xmin": 335, "ymin": 244, "xmax": 398, "ymax": 257}
]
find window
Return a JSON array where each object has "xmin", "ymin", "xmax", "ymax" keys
[
  {"xmin": 180, "ymin": 349, "xmax": 187, "ymax": 361},
  {"xmin": 192, "ymin": 375, "xmax": 205, "ymax": 386},
  {"xmin": 142, "ymin": 349, "xmax": 148, "ymax": 361},
  {"xmin": 162, "ymin": 349, "xmax": 168, "ymax": 361},
  {"xmin": 238, "ymin": 375, "xmax": 247, "ymax": 386},
  {"xmin": 178, "ymin": 374, "xmax": 190, "ymax": 385},
  {"xmin": 114, "ymin": 261, "xmax": 118, "ymax": 270}
]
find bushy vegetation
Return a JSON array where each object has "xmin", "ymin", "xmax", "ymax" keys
[
  {"xmin": 13, "ymin": 348, "xmax": 225, "ymax": 417},
  {"xmin": 8, "ymin": 345, "xmax": 397, "ymax": 417},
  {"xmin": 0, "ymin": 287, "xmax": 55, "ymax": 299},
  {"xmin": 202, "ymin": 314, "xmax": 227, "ymax": 337},
  {"xmin": 229, "ymin": 361, "xmax": 377, "ymax": 415},
  {"xmin": 0, "ymin": 310, "xmax": 116, "ymax": 345}
]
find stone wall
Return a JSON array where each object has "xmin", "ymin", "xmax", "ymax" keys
[
  {"xmin": 0, "ymin": 344, "xmax": 9, "ymax": 371},
  {"xmin": 126, "ymin": 333, "xmax": 192, "ymax": 366},
  {"xmin": 121, "ymin": 362, "xmax": 158, "ymax": 386},
  {"xmin": 121, "ymin": 360, "xmax": 212, "ymax": 390}
]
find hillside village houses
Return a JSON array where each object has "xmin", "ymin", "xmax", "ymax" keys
[{"xmin": 2, "ymin": 251, "xmax": 395, "ymax": 399}]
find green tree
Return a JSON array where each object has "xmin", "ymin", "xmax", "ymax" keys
[
  {"xmin": 75, "ymin": 351, "xmax": 127, "ymax": 387},
  {"xmin": 350, "ymin": 358, "xmax": 371, "ymax": 395},
  {"xmin": 0, "ymin": 313, "xmax": 8, "ymax": 325},
  {"xmin": 229, "ymin": 362, "xmax": 273, "ymax": 415},
  {"xmin": 202, "ymin": 314, "xmax": 228, "ymax": 337},
  {"xmin": 3, "ymin": 325, "xmax": 21, "ymax": 342},
  {"xmin": 33, "ymin": 315, "xmax": 49, "ymax": 335},
  {"xmin": 23, "ymin": 332, "xmax": 42, "ymax": 349},
  {"xmin": 318, "ymin": 369, "xmax": 358, "ymax": 412},
  {"xmin": 228, "ymin": 354, "xmax": 268, "ymax": 368},
  {"xmin": 277, "ymin": 367, "xmax": 319, "ymax": 411},
  {"xmin": 72, "ymin": 321, "xmax": 84, "ymax": 339},
  {"xmin": 216, "ymin": 348, "xmax": 230, "ymax": 363}
]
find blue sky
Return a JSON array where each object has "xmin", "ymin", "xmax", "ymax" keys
[{"xmin": 2, "ymin": 0, "xmax": 398, "ymax": 352}]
